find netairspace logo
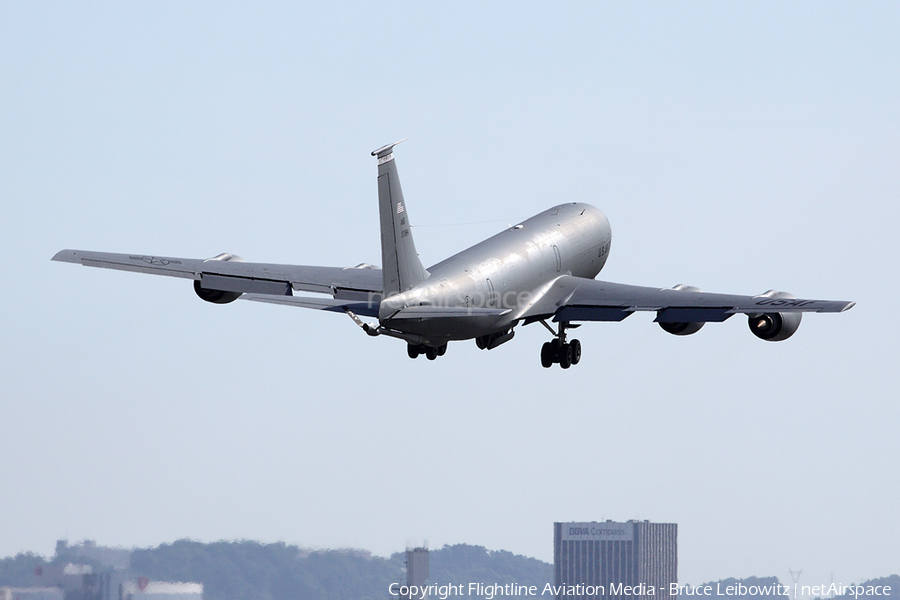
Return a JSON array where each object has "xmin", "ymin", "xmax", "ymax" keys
[{"xmin": 675, "ymin": 583, "xmax": 893, "ymax": 599}]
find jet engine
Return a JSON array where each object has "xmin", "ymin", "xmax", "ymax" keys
[
  {"xmin": 658, "ymin": 285, "xmax": 705, "ymax": 336},
  {"xmin": 193, "ymin": 252, "xmax": 245, "ymax": 304},
  {"xmin": 747, "ymin": 291, "xmax": 802, "ymax": 341},
  {"xmin": 659, "ymin": 321, "xmax": 705, "ymax": 336},
  {"xmin": 475, "ymin": 329, "xmax": 515, "ymax": 350},
  {"xmin": 193, "ymin": 280, "xmax": 242, "ymax": 304}
]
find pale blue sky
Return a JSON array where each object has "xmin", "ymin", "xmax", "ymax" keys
[{"xmin": 1, "ymin": 1, "xmax": 897, "ymax": 591}]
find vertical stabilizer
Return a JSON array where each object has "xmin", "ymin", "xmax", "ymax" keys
[{"xmin": 372, "ymin": 140, "xmax": 428, "ymax": 296}]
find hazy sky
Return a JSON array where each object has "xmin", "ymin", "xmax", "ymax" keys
[{"xmin": 2, "ymin": 1, "xmax": 897, "ymax": 593}]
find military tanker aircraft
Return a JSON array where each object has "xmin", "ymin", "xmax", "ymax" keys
[{"xmin": 53, "ymin": 141, "xmax": 854, "ymax": 369}]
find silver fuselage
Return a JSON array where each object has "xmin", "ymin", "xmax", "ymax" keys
[{"xmin": 379, "ymin": 203, "xmax": 612, "ymax": 342}]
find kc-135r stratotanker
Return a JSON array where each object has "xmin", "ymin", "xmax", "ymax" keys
[{"xmin": 53, "ymin": 141, "xmax": 854, "ymax": 369}]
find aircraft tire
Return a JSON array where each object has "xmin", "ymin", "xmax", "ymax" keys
[
  {"xmin": 540, "ymin": 342, "xmax": 554, "ymax": 368},
  {"xmin": 570, "ymin": 339, "xmax": 582, "ymax": 365},
  {"xmin": 437, "ymin": 343, "xmax": 447, "ymax": 356},
  {"xmin": 426, "ymin": 347, "xmax": 437, "ymax": 360},
  {"xmin": 559, "ymin": 344, "xmax": 573, "ymax": 369},
  {"xmin": 407, "ymin": 344, "xmax": 420, "ymax": 359},
  {"xmin": 550, "ymin": 338, "xmax": 562, "ymax": 359}
]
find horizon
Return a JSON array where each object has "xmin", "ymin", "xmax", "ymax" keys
[{"xmin": 5, "ymin": 536, "xmax": 896, "ymax": 600}]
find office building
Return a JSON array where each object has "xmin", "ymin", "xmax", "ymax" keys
[{"xmin": 553, "ymin": 520, "xmax": 677, "ymax": 600}]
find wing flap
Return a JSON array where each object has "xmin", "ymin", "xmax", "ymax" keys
[
  {"xmin": 242, "ymin": 294, "xmax": 380, "ymax": 317},
  {"xmin": 655, "ymin": 307, "xmax": 734, "ymax": 323},
  {"xmin": 200, "ymin": 273, "xmax": 292, "ymax": 296},
  {"xmin": 553, "ymin": 306, "xmax": 633, "ymax": 322}
]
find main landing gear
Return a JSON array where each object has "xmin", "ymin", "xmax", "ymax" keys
[
  {"xmin": 540, "ymin": 321, "xmax": 582, "ymax": 369},
  {"xmin": 407, "ymin": 343, "xmax": 448, "ymax": 361}
]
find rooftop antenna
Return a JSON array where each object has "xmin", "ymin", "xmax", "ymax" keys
[{"xmin": 788, "ymin": 568, "xmax": 803, "ymax": 600}]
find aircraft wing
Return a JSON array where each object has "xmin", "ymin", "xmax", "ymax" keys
[
  {"xmin": 52, "ymin": 249, "xmax": 383, "ymax": 298},
  {"xmin": 521, "ymin": 275, "xmax": 855, "ymax": 324}
]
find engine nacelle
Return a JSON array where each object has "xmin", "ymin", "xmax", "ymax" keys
[
  {"xmin": 748, "ymin": 291, "xmax": 802, "ymax": 341},
  {"xmin": 193, "ymin": 280, "xmax": 242, "ymax": 304},
  {"xmin": 475, "ymin": 329, "xmax": 515, "ymax": 350},
  {"xmin": 658, "ymin": 284, "xmax": 705, "ymax": 336},
  {"xmin": 748, "ymin": 312, "xmax": 801, "ymax": 341},
  {"xmin": 659, "ymin": 321, "xmax": 705, "ymax": 336}
]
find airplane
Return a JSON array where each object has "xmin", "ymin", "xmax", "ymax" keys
[{"xmin": 53, "ymin": 140, "xmax": 854, "ymax": 369}]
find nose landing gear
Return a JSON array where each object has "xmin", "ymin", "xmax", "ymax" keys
[{"xmin": 539, "ymin": 321, "xmax": 582, "ymax": 369}]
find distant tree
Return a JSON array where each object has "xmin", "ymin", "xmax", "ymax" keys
[
  {"xmin": 0, "ymin": 552, "xmax": 48, "ymax": 587},
  {"xmin": 420, "ymin": 544, "xmax": 553, "ymax": 600},
  {"xmin": 129, "ymin": 539, "xmax": 405, "ymax": 600},
  {"xmin": 128, "ymin": 540, "xmax": 557, "ymax": 600}
]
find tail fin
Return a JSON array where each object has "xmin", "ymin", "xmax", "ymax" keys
[{"xmin": 372, "ymin": 140, "xmax": 428, "ymax": 296}]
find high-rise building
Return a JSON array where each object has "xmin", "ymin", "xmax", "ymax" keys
[
  {"xmin": 553, "ymin": 521, "xmax": 677, "ymax": 600},
  {"xmin": 400, "ymin": 547, "xmax": 429, "ymax": 600}
]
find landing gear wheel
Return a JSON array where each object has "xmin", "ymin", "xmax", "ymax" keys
[
  {"xmin": 570, "ymin": 339, "xmax": 581, "ymax": 365},
  {"xmin": 407, "ymin": 344, "xmax": 420, "ymax": 359},
  {"xmin": 549, "ymin": 338, "xmax": 562, "ymax": 359},
  {"xmin": 559, "ymin": 343, "xmax": 573, "ymax": 369},
  {"xmin": 436, "ymin": 344, "xmax": 447, "ymax": 356},
  {"xmin": 540, "ymin": 342, "xmax": 554, "ymax": 368},
  {"xmin": 539, "ymin": 321, "xmax": 581, "ymax": 370},
  {"xmin": 425, "ymin": 346, "xmax": 437, "ymax": 360}
]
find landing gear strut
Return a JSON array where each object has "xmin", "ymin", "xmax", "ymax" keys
[{"xmin": 539, "ymin": 321, "xmax": 581, "ymax": 369}]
